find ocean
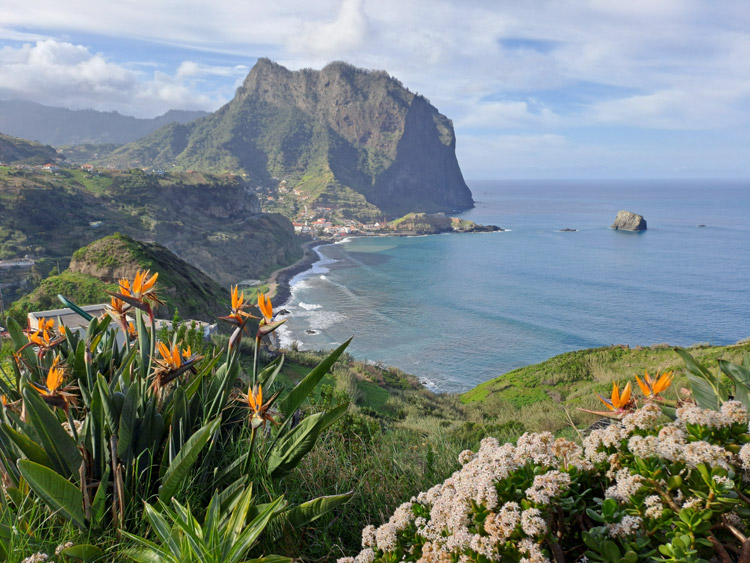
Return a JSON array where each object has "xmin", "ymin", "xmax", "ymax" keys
[{"xmin": 276, "ymin": 179, "xmax": 750, "ymax": 393}]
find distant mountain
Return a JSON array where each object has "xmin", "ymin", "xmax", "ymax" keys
[
  {"xmin": 0, "ymin": 99, "xmax": 208, "ymax": 146},
  {"xmin": 105, "ymin": 59, "xmax": 473, "ymax": 219},
  {"xmin": 0, "ymin": 132, "xmax": 59, "ymax": 164}
]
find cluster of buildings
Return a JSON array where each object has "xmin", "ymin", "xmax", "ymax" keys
[{"xmin": 291, "ymin": 207, "xmax": 387, "ymax": 237}]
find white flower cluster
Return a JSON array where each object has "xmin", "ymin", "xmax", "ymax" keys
[
  {"xmin": 21, "ymin": 554, "xmax": 48, "ymax": 563},
  {"xmin": 740, "ymin": 443, "xmax": 750, "ymax": 470},
  {"xmin": 644, "ymin": 495, "xmax": 664, "ymax": 519},
  {"xmin": 340, "ymin": 401, "xmax": 750, "ymax": 563},
  {"xmin": 676, "ymin": 402, "xmax": 744, "ymax": 429},
  {"xmin": 605, "ymin": 468, "xmax": 644, "ymax": 503},
  {"xmin": 607, "ymin": 515, "xmax": 642, "ymax": 538},
  {"xmin": 622, "ymin": 402, "xmax": 662, "ymax": 432},
  {"xmin": 54, "ymin": 542, "xmax": 74, "ymax": 556},
  {"xmin": 525, "ymin": 470, "xmax": 571, "ymax": 505}
]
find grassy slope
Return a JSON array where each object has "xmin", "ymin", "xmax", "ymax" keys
[{"xmin": 6, "ymin": 233, "xmax": 229, "ymax": 323}]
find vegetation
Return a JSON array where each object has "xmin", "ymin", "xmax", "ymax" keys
[
  {"xmin": 0, "ymin": 133, "xmax": 60, "ymax": 165},
  {"xmin": 0, "ymin": 272, "xmax": 353, "ymax": 561},
  {"xmin": 102, "ymin": 59, "xmax": 473, "ymax": 220},
  {"xmin": 341, "ymin": 353, "xmax": 750, "ymax": 563},
  {"xmin": 0, "ymin": 166, "xmax": 301, "ymax": 286},
  {"xmin": 2, "ymin": 262, "xmax": 749, "ymax": 561}
]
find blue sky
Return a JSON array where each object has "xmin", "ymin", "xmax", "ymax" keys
[{"xmin": 0, "ymin": 0, "xmax": 749, "ymax": 179}]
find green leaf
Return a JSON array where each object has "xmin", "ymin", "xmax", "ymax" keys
[
  {"xmin": 143, "ymin": 502, "xmax": 180, "ymax": 556},
  {"xmin": 22, "ymin": 387, "xmax": 82, "ymax": 478},
  {"xmin": 719, "ymin": 359, "xmax": 750, "ymax": 408},
  {"xmin": 602, "ymin": 540, "xmax": 621, "ymax": 562},
  {"xmin": 226, "ymin": 496, "xmax": 286, "ymax": 562},
  {"xmin": 258, "ymin": 355, "xmax": 284, "ymax": 390},
  {"xmin": 117, "ymin": 384, "xmax": 139, "ymax": 462},
  {"xmin": 18, "ymin": 459, "xmax": 87, "ymax": 529},
  {"xmin": 268, "ymin": 404, "xmax": 348, "ymax": 477},
  {"xmin": 59, "ymin": 544, "xmax": 106, "ymax": 561},
  {"xmin": 245, "ymin": 557, "xmax": 293, "ymax": 563},
  {"xmin": 675, "ymin": 348, "xmax": 722, "ymax": 409},
  {"xmin": 279, "ymin": 338, "xmax": 351, "ymax": 417},
  {"xmin": 158, "ymin": 417, "xmax": 220, "ymax": 503},
  {"xmin": 57, "ymin": 295, "xmax": 94, "ymax": 322},
  {"xmin": 91, "ymin": 465, "xmax": 110, "ymax": 525},
  {"xmin": 282, "ymin": 492, "xmax": 353, "ymax": 530},
  {"xmin": 0, "ymin": 424, "xmax": 53, "ymax": 468}
]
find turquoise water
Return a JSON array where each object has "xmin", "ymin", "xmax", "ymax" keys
[{"xmin": 277, "ymin": 179, "xmax": 750, "ymax": 392}]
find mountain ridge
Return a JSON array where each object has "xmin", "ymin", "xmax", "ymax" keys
[
  {"xmin": 0, "ymin": 99, "xmax": 208, "ymax": 146},
  {"xmin": 104, "ymin": 59, "xmax": 474, "ymax": 219}
]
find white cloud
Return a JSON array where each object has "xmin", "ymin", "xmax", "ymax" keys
[
  {"xmin": 0, "ymin": 39, "xmax": 240, "ymax": 116},
  {"xmin": 288, "ymin": 0, "xmax": 369, "ymax": 56},
  {"xmin": 0, "ymin": 0, "xmax": 748, "ymax": 175}
]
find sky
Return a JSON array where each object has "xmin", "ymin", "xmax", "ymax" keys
[{"xmin": 0, "ymin": 0, "xmax": 749, "ymax": 179}]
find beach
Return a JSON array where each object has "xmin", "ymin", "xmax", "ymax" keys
[{"xmin": 268, "ymin": 239, "xmax": 328, "ymax": 306}]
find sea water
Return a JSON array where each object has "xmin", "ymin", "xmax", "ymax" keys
[{"xmin": 277, "ymin": 179, "xmax": 750, "ymax": 392}]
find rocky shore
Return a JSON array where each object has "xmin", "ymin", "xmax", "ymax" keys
[{"xmin": 268, "ymin": 239, "xmax": 327, "ymax": 305}]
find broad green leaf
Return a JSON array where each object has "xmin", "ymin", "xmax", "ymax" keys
[
  {"xmin": 7, "ymin": 316, "xmax": 35, "ymax": 368},
  {"xmin": 258, "ymin": 355, "xmax": 284, "ymax": 390},
  {"xmin": 117, "ymin": 384, "xmax": 139, "ymax": 462},
  {"xmin": 719, "ymin": 359, "xmax": 750, "ymax": 407},
  {"xmin": 268, "ymin": 404, "xmax": 348, "ymax": 477},
  {"xmin": 675, "ymin": 348, "xmax": 723, "ymax": 409},
  {"xmin": 18, "ymin": 459, "xmax": 87, "ymax": 529},
  {"xmin": 227, "ymin": 496, "xmax": 286, "ymax": 562},
  {"xmin": 0, "ymin": 424, "xmax": 53, "ymax": 468},
  {"xmin": 282, "ymin": 492, "xmax": 353, "ymax": 530},
  {"xmin": 159, "ymin": 417, "xmax": 220, "ymax": 503},
  {"xmin": 59, "ymin": 544, "xmax": 105, "ymax": 561},
  {"xmin": 279, "ymin": 338, "xmax": 351, "ymax": 417},
  {"xmin": 57, "ymin": 295, "xmax": 94, "ymax": 321},
  {"xmin": 22, "ymin": 387, "xmax": 82, "ymax": 478},
  {"xmin": 143, "ymin": 502, "xmax": 180, "ymax": 555},
  {"xmin": 91, "ymin": 465, "xmax": 110, "ymax": 524}
]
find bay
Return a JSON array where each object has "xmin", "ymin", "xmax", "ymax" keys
[{"xmin": 277, "ymin": 179, "xmax": 750, "ymax": 393}]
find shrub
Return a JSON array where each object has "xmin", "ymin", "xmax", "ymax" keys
[
  {"xmin": 340, "ymin": 358, "xmax": 750, "ymax": 563},
  {"xmin": 0, "ymin": 271, "xmax": 351, "ymax": 557}
]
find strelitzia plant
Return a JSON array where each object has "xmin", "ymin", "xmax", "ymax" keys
[
  {"xmin": 123, "ymin": 485, "xmax": 290, "ymax": 563},
  {"xmin": 0, "ymin": 269, "xmax": 352, "ymax": 542},
  {"xmin": 635, "ymin": 370, "xmax": 674, "ymax": 400}
]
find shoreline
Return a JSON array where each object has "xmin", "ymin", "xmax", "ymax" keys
[{"xmin": 268, "ymin": 239, "xmax": 330, "ymax": 306}]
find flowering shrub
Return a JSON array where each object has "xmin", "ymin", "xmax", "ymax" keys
[{"xmin": 340, "ymin": 398, "xmax": 750, "ymax": 562}]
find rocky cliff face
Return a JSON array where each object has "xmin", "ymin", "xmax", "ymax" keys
[{"xmin": 106, "ymin": 59, "xmax": 474, "ymax": 219}]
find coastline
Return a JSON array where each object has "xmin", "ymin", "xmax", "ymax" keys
[{"xmin": 268, "ymin": 239, "xmax": 330, "ymax": 306}]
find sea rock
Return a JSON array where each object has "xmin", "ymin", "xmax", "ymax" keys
[
  {"xmin": 559, "ymin": 228, "xmax": 577, "ymax": 232},
  {"xmin": 610, "ymin": 210, "xmax": 647, "ymax": 231}
]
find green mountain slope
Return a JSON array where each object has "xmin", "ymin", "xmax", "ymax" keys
[
  {"xmin": 104, "ymin": 59, "xmax": 473, "ymax": 219},
  {"xmin": 7, "ymin": 233, "xmax": 229, "ymax": 323},
  {"xmin": 0, "ymin": 132, "xmax": 59, "ymax": 164},
  {"xmin": 0, "ymin": 165, "xmax": 300, "ymax": 285}
]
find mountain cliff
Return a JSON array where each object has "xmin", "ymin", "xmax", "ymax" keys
[
  {"xmin": 0, "ymin": 166, "xmax": 300, "ymax": 286},
  {"xmin": 104, "ymin": 59, "xmax": 473, "ymax": 219},
  {"xmin": 0, "ymin": 99, "xmax": 207, "ymax": 146}
]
